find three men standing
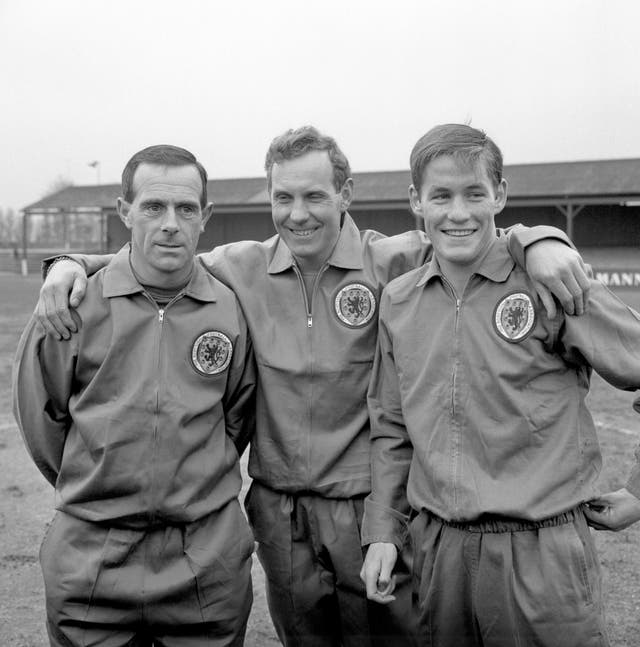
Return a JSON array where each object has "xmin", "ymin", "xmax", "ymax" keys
[{"xmin": 30, "ymin": 127, "xmax": 590, "ymax": 646}]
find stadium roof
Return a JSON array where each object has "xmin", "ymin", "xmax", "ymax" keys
[{"xmin": 23, "ymin": 158, "xmax": 640, "ymax": 212}]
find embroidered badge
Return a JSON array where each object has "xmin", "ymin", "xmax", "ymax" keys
[
  {"xmin": 493, "ymin": 292, "xmax": 536, "ymax": 342},
  {"xmin": 191, "ymin": 331, "xmax": 233, "ymax": 375},
  {"xmin": 334, "ymin": 283, "xmax": 376, "ymax": 327}
]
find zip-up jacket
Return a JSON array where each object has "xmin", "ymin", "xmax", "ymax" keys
[
  {"xmin": 14, "ymin": 245, "xmax": 256, "ymax": 528},
  {"xmin": 363, "ymin": 234, "xmax": 640, "ymax": 548},
  {"xmin": 54, "ymin": 218, "xmax": 569, "ymax": 498}
]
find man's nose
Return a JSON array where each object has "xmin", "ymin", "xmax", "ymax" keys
[
  {"xmin": 161, "ymin": 206, "xmax": 180, "ymax": 233},
  {"xmin": 448, "ymin": 196, "xmax": 469, "ymax": 222},
  {"xmin": 289, "ymin": 198, "xmax": 308, "ymax": 223}
]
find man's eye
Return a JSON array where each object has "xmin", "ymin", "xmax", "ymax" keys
[
  {"xmin": 147, "ymin": 204, "xmax": 163, "ymax": 214},
  {"xmin": 179, "ymin": 206, "xmax": 197, "ymax": 217}
]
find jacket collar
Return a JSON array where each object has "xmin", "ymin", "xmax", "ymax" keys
[
  {"xmin": 103, "ymin": 244, "xmax": 217, "ymax": 302},
  {"xmin": 416, "ymin": 232, "xmax": 515, "ymax": 287},
  {"xmin": 267, "ymin": 212, "xmax": 364, "ymax": 274}
]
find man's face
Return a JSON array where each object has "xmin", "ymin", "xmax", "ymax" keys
[
  {"xmin": 270, "ymin": 150, "xmax": 353, "ymax": 272},
  {"xmin": 117, "ymin": 163, "xmax": 212, "ymax": 286},
  {"xmin": 409, "ymin": 155, "xmax": 507, "ymax": 267}
]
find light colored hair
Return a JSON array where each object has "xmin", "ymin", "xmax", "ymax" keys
[{"xmin": 264, "ymin": 126, "xmax": 351, "ymax": 191}]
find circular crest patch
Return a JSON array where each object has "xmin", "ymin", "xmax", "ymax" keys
[
  {"xmin": 191, "ymin": 331, "xmax": 233, "ymax": 375},
  {"xmin": 493, "ymin": 292, "xmax": 536, "ymax": 343},
  {"xmin": 334, "ymin": 283, "xmax": 376, "ymax": 327}
]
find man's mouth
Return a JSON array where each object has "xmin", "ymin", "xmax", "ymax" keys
[
  {"xmin": 156, "ymin": 242, "xmax": 182, "ymax": 248},
  {"xmin": 289, "ymin": 228, "xmax": 318, "ymax": 238},
  {"xmin": 443, "ymin": 229, "xmax": 475, "ymax": 237}
]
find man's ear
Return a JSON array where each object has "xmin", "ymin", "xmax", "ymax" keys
[
  {"xmin": 408, "ymin": 184, "xmax": 423, "ymax": 218},
  {"xmin": 340, "ymin": 178, "xmax": 354, "ymax": 211},
  {"xmin": 201, "ymin": 202, "xmax": 214, "ymax": 231},
  {"xmin": 494, "ymin": 179, "xmax": 508, "ymax": 214},
  {"xmin": 117, "ymin": 197, "xmax": 133, "ymax": 230}
]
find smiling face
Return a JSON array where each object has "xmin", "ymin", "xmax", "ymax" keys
[
  {"xmin": 269, "ymin": 150, "xmax": 353, "ymax": 273},
  {"xmin": 117, "ymin": 163, "xmax": 213, "ymax": 287},
  {"xmin": 409, "ymin": 154, "xmax": 507, "ymax": 269}
]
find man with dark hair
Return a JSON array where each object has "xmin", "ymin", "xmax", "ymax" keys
[
  {"xmin": 13, "ymin": 145, "xmax": 256, "ymax": 646},
  {"xmin": 361, "ymin": 124, "xmax": 640, "ymax": 646},
  {"xmin": 35, "ymin": 126, "xmax": 591, "ymax": 646}
]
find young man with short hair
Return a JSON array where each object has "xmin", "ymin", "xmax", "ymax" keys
[{"xmin": 361, "ymin": 123, "xmax": 640, "ymax": 647}]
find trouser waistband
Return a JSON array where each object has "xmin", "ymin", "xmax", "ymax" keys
[{"xmin": 424, "ymin": 506, "xmax": 583, "ymax": 533}]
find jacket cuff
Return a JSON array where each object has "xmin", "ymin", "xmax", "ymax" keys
[
  {"xmin": 361, "ymin": 496, "xmax": 410, "ymax": 551},
  {"xmin": 41, "ymin": 254, "xmax": 83, "ymax": 279}
]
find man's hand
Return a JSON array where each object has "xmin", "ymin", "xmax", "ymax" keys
[
  {"xmin": 360, "ymin": 542, "xmax": 398, "ymax": 605},
  {"xmin": 36, "ymin": 259, "xmax": 88, "ymax": 339},
  {"xmin": 524, "ymin": 240, "xmax": 591, "ymax": 319},
  {"xmin": 584, "ymin": 488, "xmax": 640, "ymax": 531}
]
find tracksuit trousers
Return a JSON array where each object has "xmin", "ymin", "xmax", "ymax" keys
[
  {"xmin": 410, "ymin": 507, "xmax": 610, "ymax": 647},
  {"xmin": 245, "ymin": 480, "xmax": 418, "ymax": 647},
  {"xmin": 40, "ymin": 501, "xmax": 254, "ymax": 647}
]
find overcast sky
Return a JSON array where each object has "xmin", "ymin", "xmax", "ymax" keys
[{"xmin": 1, "ymin": 0, "xmax": 639, "ymax": 212}]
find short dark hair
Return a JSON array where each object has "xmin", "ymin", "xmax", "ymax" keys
[
  {"xmin": 121, "ymin": 145, "xmax": 209, "ymax": 207},
  {"xmin": 264, "ymin": 126, "xmax": 351, "ymax": 191},
  {"xmin": 410, "ymin": 124, "xmax": 503, "ymax": 194}
]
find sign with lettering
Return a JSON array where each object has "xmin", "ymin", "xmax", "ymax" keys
[{"xmin": 595, "ymin": 270, "xmax": 640, "ymax": 288}]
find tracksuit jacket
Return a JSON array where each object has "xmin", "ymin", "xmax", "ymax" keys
[
  {"xmin": 363, "ymin": 234, "xmax": 640, "ymax": 549},
  {"xmin": 13, "ymin": 244, "xmax": 256, "ymax": 528},
  {"xmin": 58, "ymin": 218, "xmax": 565, "ymax": 500}
]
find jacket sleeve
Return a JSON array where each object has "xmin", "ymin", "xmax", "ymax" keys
[
  {"xmin": 41, "ymin": 253, "xmax": 115, "ymax": 278},
  {"xmin": 223, "ymin": 299, "xmax": 256, "ymax": 456},
  {"xmin": 505, "ymin": 224, "xmax": 574, "ymax": 269},
  {"xmin": 556, "ymin": 280, "xmax": 640, "ymax": 495},
  {"xmin": 12, "ymin": 315, "xmax": 78, "ymax": 486},
  {"xmin": 361, "ymin": 294, "xmax": 413, "ymax": 550}
]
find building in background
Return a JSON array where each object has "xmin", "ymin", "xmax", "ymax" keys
[{"xmin": 11, "ymin": 159, "xmax": 640, "ymax": 304}]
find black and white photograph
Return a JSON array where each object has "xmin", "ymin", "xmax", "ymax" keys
[{"xmin": 2, "ymin": 1, "xmax": 640, "ymax": 645}]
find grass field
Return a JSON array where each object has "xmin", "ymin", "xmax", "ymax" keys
[{"xmin": 1, "ymin": 273, "xmax": 639, "ymax": 645}]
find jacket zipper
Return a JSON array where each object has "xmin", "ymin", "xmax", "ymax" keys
[
  {"xmin": 143, "ymin": 293, "xmax": 182, "ymax": 524},
  {"xmin": 440, "ymin": 277, "xmax": 462, "ymax": 515},
  {"xmin": 292, "ymin": 263, "xmax": 329, "ymax": 328},
  {"xmin": 292, "ymin": 262, "xmax": 329, "ymax": 487}
]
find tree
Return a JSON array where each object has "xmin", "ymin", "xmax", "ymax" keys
[{"xmin": 41, "ymin": 174, "xmax": 74, "ymax": 198}]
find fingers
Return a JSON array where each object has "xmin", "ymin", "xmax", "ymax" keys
[
  {"xmin": 532, "ymin": 282, "xmax": 557, "ymax": 320},
  {"xmin": 34, "ymin": 260, "xmax": 86, "ymax": 338},
  {"xmin": 573, "ymin": 258, "xmax": 591, "ymax": 315},
  {"xmin": 360, "ymin": 543, "xmax": 398, "ymax": 605},
  {"xmin": 35, "ymin": 285, "xmax": 72, "ymax": 340},
  {"xmin": 583, "ymin": 505, "xmax": 611, "ymax": 531},
  {"xmin": 525, "ymin": 242, "xmax": 591, "ymax": 317},
  {"xmin": 69, "ymin": 275, "xmax": 88, "ymax": 308}
]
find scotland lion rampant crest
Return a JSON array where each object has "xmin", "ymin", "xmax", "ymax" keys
[
  {"xmin": 191, "ymin": 331, "xmax": 233, "ymax": 375},
  {"xmin": 334, "ymin": 283, "xmax": 376, "ymax": 327},
  {"xmin": 493, "ymin": 292, "xmax": 536, "ymax": 342}
]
